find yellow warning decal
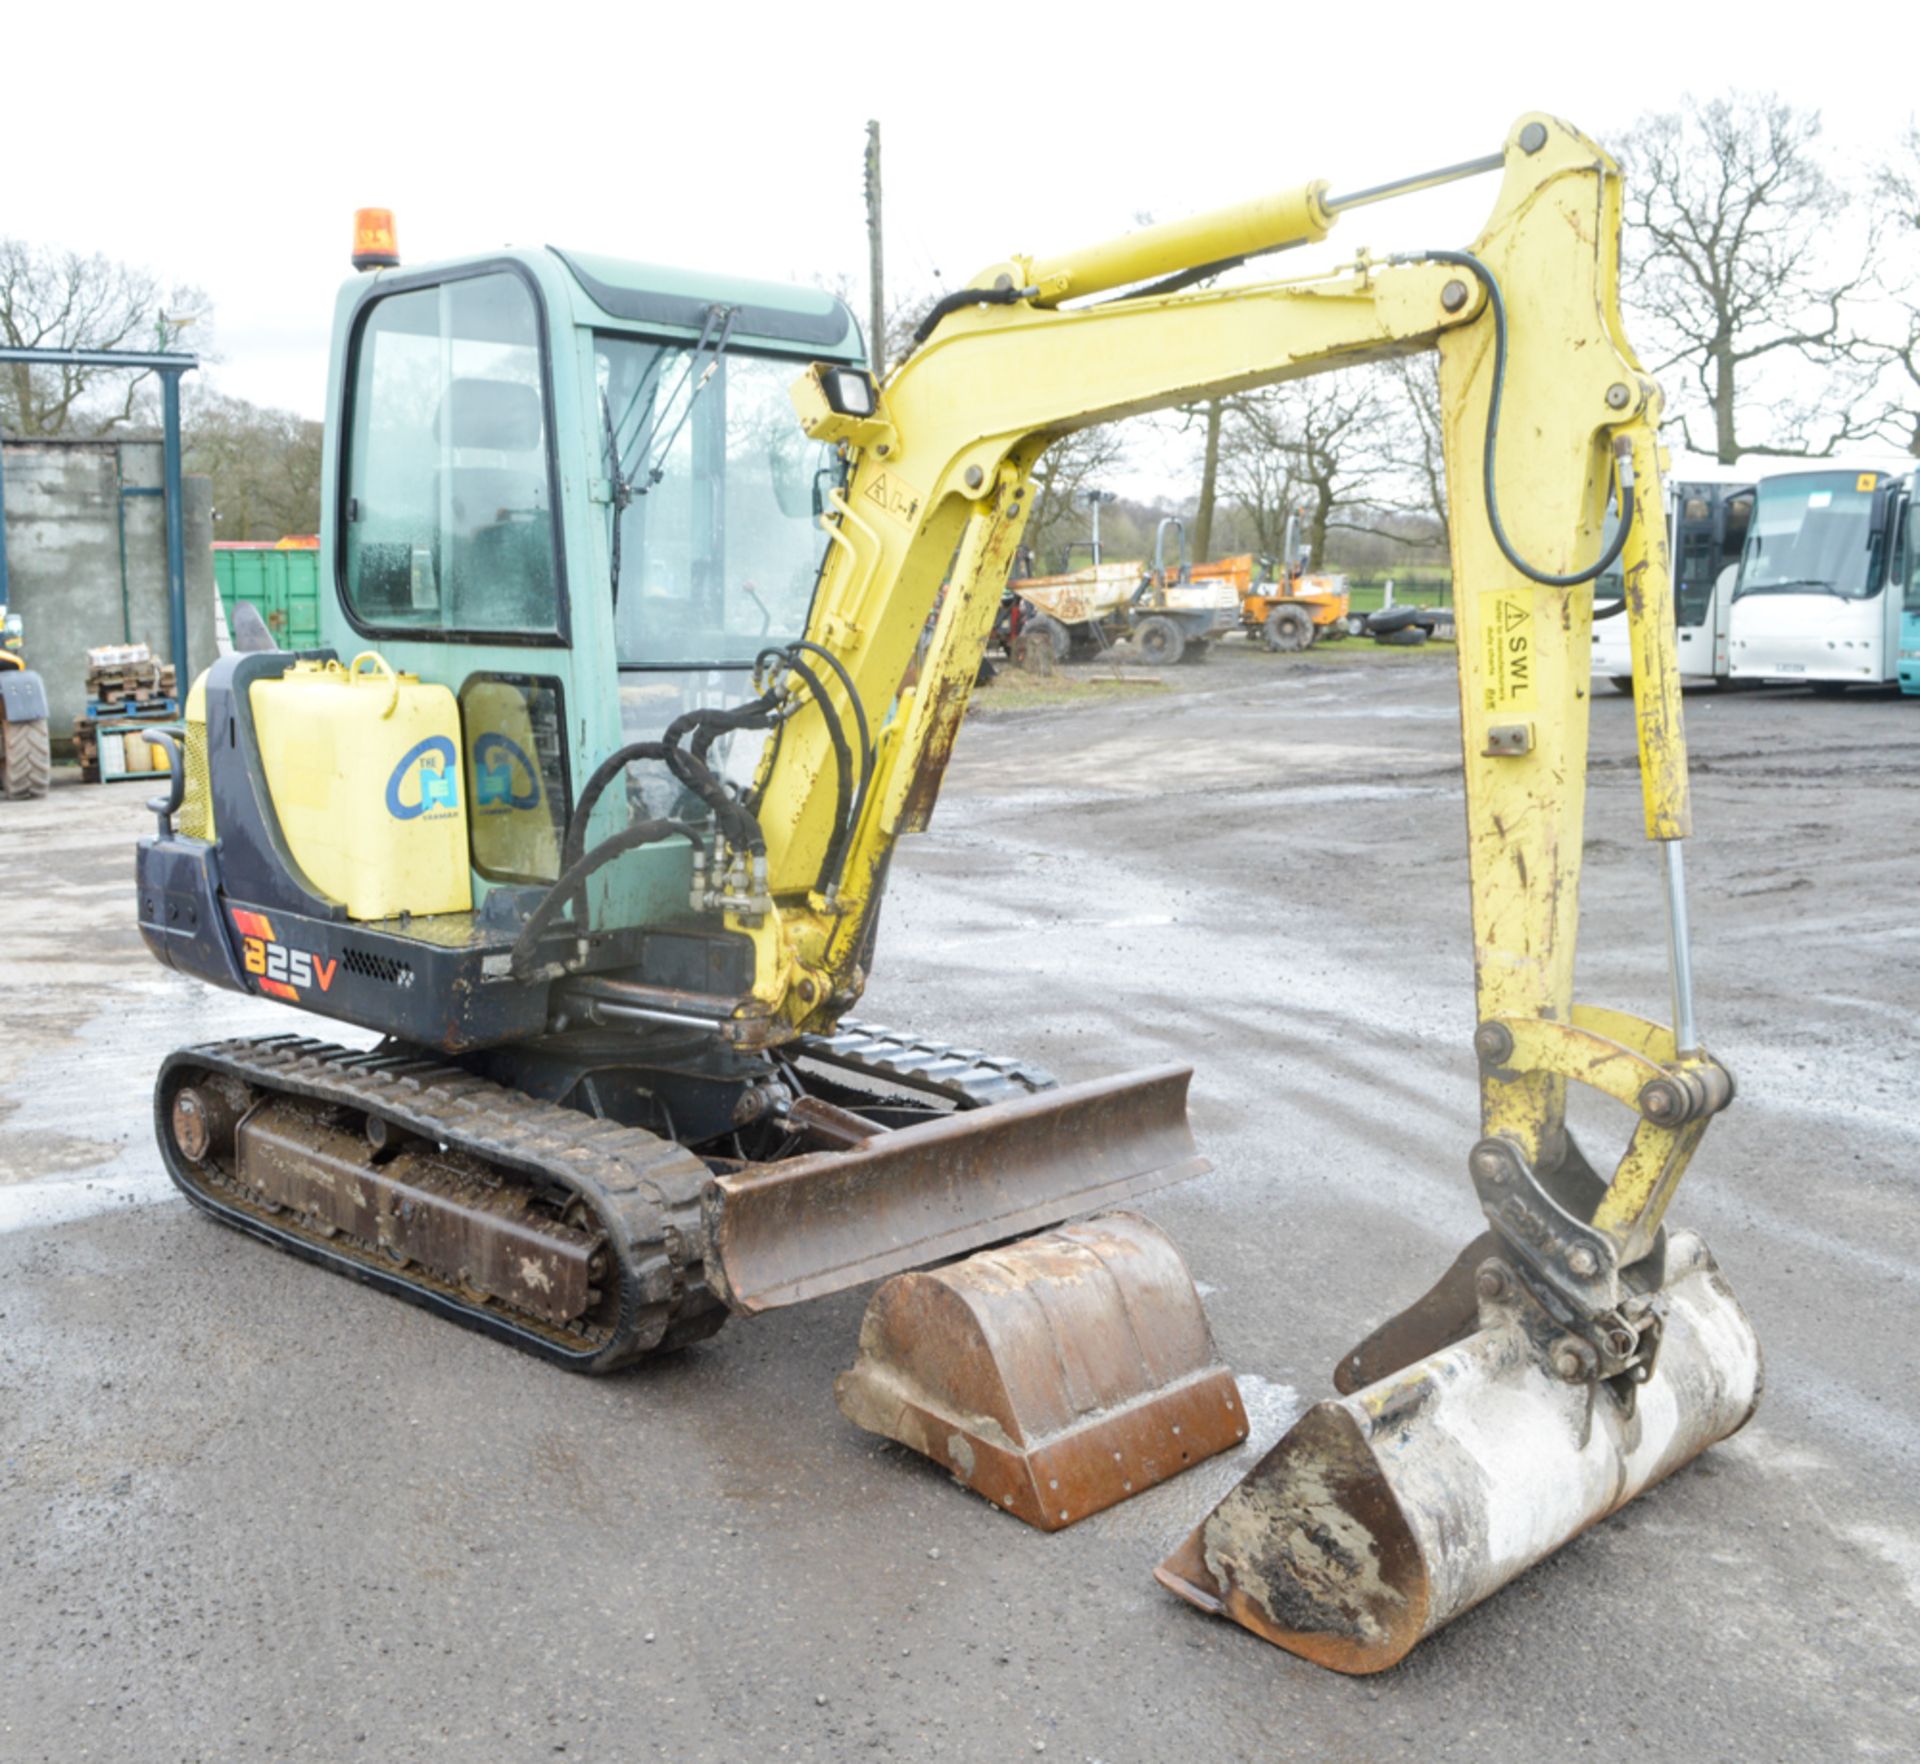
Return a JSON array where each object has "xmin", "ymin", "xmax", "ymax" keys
[
  {"xmin": 1482, "ymin": 593, "xmax": 1536, "ymax": 711},
  {"xmin": 862, "ymin": 471, "xmax": 925, "ymax": 526},
  {"xmin": 1857, "ymin": 472, "xmax": 1879, "ymax": 493}
]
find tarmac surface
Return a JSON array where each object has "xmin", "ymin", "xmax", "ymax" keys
[{"xmin": 2, "ymin": 649, "xmax": 1916, "ymax": 1762}]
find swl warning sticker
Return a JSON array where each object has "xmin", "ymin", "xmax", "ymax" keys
[
  {"xmin": 1482, "ymin": 593, "xmax": 1536, "ymax": 711},
  {"xmin": 862, "ymin": 471, "xmax": 924, "ymax": 526}
]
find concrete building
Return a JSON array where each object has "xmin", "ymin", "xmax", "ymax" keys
[{"xmin": 0, "ymin": 437, "xmax": 217, "ymax": 746}]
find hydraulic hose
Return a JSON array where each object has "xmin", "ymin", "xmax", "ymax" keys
[
  {"xmin": 768, "ymin": 639, "xmax": 875, "ymax": 892},
  {"xmin": 570, "ymin": 734, "xmax": 761, "ymax": 867},
  {"xmin": 767, "ymin": 653, "xmax": 855, "ymax": 895},
  {"xmin": 522, "ymin": 629, "xmax": 876, "ymax": 982},
  {"xmin": 912, "ymin": 283, "xmax": 1034, "ymax": 347},
  {"xmin": 1398, "ymin": 248, "xmax": 1636, "ymax": 591},
  {"xmin": 510, "ymin": 818, "xmax": 703, "ymax": 979}
]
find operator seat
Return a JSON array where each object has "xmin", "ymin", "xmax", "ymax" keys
[{"xmin": 432, "ymin": 377, "xmax": 555, "ymax": 628}]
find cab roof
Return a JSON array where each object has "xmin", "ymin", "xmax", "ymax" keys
[{"xmin": 549, "ymin": 247, "xmax": 863, "ymax": 361}]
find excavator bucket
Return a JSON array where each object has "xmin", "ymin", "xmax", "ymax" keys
[
  {"xmin": 836, "ymin": 1213, "xmax": 1247, "ymax": 1530},
  {"xmin": 1155, "ymin": 1229, "xmax": 1761, "ymax": 1673}
]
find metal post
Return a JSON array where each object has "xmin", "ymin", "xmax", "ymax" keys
[
  {"xmin": 0, "ymin": 344, "xmax": 198, "ymax": 656},
  {"xmin": 0, "ymin": 435, "xmax": 10, "ymax": 609},
  {"xmin": 1085, "ymin": 487, "xmax": 1115, "ymax": 567},
  {"xmin": 161, "ymin": 368, "xmax": 188, "ymax": 682},
  {"xmin": 1661, "ymin": 840, "xmax": 1701, "ymax": 1056},
  {"xmin": 864, "ymin": 121, "xmax": 886, "ymax": 381}
]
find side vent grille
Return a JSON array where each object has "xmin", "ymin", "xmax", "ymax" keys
[{"xmin": 342, "ymin": 946, "xmax": 415, "ymax": 988}]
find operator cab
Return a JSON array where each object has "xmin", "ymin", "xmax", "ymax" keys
[
  {"xmin": 139, "ymin": 236, "xmax": 865, "ymax": 1047},
  {"xmin": 326, "ymin": 243, "xmax": 861, "ymax": 894}
]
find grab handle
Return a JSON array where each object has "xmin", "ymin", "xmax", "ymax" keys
[{"xmin": 350, "ymin": 650, "xmax": 402, "ymax": 719}]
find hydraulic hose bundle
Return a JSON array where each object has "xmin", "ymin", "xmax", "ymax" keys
[{"xmin": 508, "ymin": 642, "xmax": 873, "ymax": 979}]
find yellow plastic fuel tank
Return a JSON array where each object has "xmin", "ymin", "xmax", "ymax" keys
[{"xmin": 249, "ymin": 652, "xmax": 472, "ymax": 921}]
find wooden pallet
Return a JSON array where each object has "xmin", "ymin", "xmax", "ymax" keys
[{"xmin": 87, "ymin": 662, "xmax": 177, "ymax": 708}]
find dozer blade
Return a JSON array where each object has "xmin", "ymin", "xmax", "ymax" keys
[
  {"xmin": 836, "ymin": 1212, "xmax": 1247, "ymax": 1530},
  {"xmin": 1156, "ymin": 1228, "xmax": 1761, "ymax": 1674},
  {"xmin": 705, "ymin": 1065, "xmax": 1207, "ymax": 1313}
]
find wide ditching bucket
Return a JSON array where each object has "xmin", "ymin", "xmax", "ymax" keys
[
  {"xmin": 1155, "ymin": 1228, "xmax": 1761, "ymax": 1673},
  {"xmin": 836, "ymin": 1212, "xmax": 1247, "ymax": 1530}
]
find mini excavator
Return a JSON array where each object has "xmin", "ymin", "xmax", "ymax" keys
[{"xmin": 137, "ymin": 115, "xmax": 1760, "ymax": 1672}]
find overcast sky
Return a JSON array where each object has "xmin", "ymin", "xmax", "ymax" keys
[{"xmin": 11, "ymin": 1, "xmax": 1913, "ymax": 494}]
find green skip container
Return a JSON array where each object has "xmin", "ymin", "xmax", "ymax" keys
[{"xmin": 212, "ymin": 541, "xmax": 321, "ymax": 651}]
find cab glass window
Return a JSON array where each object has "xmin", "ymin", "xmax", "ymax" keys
[
  {"xmin": 460, "ymin": 674, "xmax": 568, "ymax": 882},
  {"xmin": 596, "ymin": 337, "xmax": 837, "ymax": 668},
  {"xmin": 343, "ymin": 272, "xmax": 563, "ymax": 637}
]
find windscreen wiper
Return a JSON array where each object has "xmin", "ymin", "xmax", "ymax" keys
[
  {"xmin": 603, "ymin": 307, "xmax": 736, "ymax": 604},
  {"xmin": 603, "ymin": 389, "xmax": 632, "ymax": 606},
  {"xmin": 623, "ymin": 304, "xmax": 738, "ymax": 495}
]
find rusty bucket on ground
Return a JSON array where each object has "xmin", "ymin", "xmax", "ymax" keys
[
  {"xmin": 1154, "ymin": 1228, "xmax": 1761, "ymax": 1673},
  {"xmin": 836, "ymin": 1212, "xmax": 1246, "ymax": 1530}
]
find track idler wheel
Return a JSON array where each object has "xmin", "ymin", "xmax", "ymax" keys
[{"xmin": 169, "ymin": 1081, "xmax": 247, "ymax": 1165}]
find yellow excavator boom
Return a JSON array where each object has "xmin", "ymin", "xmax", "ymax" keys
[{"xmin": 763, "ymin": 113, "xmax": 1756, "ymax": 1670}]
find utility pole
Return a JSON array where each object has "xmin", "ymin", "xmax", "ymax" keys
[{"xmin": 864, "ymin": 120, "xmax": 886, "ymax": 380}]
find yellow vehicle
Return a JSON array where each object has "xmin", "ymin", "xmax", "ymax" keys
[
  {"xmin": 138, "ymin": 117, "xmax": 1755, "ymax": 1673},
  {"xmin": 1196, "ymin": 547, "xmax": 1354, "ymax": 651},
  {"xmin": 0, "ymin": 610, "xmax": 52, "ymax": 799},
  {"xmin": 1008, "ymin": 518, "xmax": 1240, "ymax": 664}
]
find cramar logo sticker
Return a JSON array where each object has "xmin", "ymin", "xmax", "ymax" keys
[
  {"xmin": 472, "ymin": 733, "xmax": 541, "ymax": 813},
  {"xmin": 386, "ymin": 736, "xmax": 461, "ymax": 821}
]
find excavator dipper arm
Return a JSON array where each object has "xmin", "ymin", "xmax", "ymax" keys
[
  {"xmin": 749, "ymin": 114, "xmax": 1729, "ymax": 1336},
  {"xmin": 763, "ymin": 116, "xmax": 1759, "ymax": 1671}
]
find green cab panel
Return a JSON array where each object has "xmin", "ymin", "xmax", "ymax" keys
[{"xmin": 311, "ymin": 246, "xmax": 865, "ymax": 934}]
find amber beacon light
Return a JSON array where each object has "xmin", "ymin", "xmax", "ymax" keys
[{"xmin": 351, "ymin": 208, "xmax": 400, "ymax": 272}]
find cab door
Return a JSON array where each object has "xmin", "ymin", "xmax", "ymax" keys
[{"xmin": 323, "ymin": 260, "xmax": 604, "ymax": 910}]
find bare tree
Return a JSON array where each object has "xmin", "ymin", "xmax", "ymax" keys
[
  {"xmin": 1022, "ymin": 426, "xmax": 1130, "ymax": 570},
  {"xmin": 184, "ymin": 389, "xmax": 324, "ymax": 540},
  {"xmin": 1225, "ymin": 373, "xmax": 1402, "ymax": 567},
  {"xmin": 1619, "ymin": 94, "xmax": 1873, "ymax": 462},
  {"xmin": 1187, "ymin": 398, "xmax": 1224, "ymax": 561},
  {"xmin": 1864, "ymin": 122, "xmax": 1920, "ymax": 456},
  {"xmin": 0, "ymin": 240, "xmax": 208, "ymax": 436},
  {"xmin": 1382, "ymin": 356, "xmax": 1449, "ymax": 551},
  {"xmin": 1218, "ymin": 399, "xmax": 1300, "ymax": 560}
]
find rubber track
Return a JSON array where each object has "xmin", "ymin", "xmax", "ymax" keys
[
  {"xmin": 154, "ymin": 1035, "xmax": 723, "ymax": 1372},
  {"xmin": 793, "ymin": 1018, "xmax": 1058, "ymax": 1109}
]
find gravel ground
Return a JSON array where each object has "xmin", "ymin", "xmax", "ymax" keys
[{"xmin": 2, "ymin": 649, "xmax": 1915, "ymax": 1762}]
